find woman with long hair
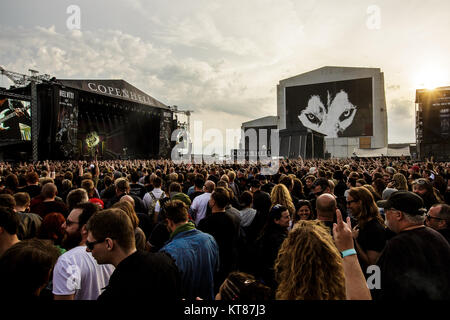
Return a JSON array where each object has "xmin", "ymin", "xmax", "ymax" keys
[
  {"xmin": 389, "ymin": 173, "xmax": 408, "ymax": 191},
  {"xmin": 347, "ymin": 187, "xmax": 386, "ymax": 270},
  {"xmin": 274, "ymin": 220, "xmax": 346, "ymax": 300},
  {"xmin": 270, "ymin": 184, "xmax": 296, "ymax": 218},
  {"xmin": 292, "ymin": 178, "xmax": 305, "ymax": 200}
]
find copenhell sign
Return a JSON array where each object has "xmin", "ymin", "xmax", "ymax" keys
[{"xmin": 56, "ymin": 79, "xmax": 168, "ymax": 109}]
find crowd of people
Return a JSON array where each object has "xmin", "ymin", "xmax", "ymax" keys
[{"xmin": 0, "ymin": 156, "xmax": 449, "ymax": 301}]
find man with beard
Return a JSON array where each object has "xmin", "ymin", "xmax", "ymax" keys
[
  {"xmin": 375, "ymin": 191, "xmax": 450, "ymax": 300},
  {"xmin": 52, "ymin": 202, "xmax": 114, "ymax": 300}
]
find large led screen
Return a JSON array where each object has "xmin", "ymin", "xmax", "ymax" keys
[
  {"xmin": 285, "ymin": 77, "xmax": 373, "ymax": 137},
  {"xmin": 0, "ymin": 98, "xmax": 31, "ymax": 141}
]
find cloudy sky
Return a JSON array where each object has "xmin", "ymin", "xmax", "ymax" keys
[{"xmin": 1, "ymin": 0, "xmax": 449, "ymax": 155}]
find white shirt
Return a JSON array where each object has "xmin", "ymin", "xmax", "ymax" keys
[
  {"xmin": 52, "ymin": 246, "xmax": 115, "ymax": 300},
  {"xmin": 190, "ymin": 192, "xmax": 211, "ymax": 225},
  {"xmin": 143, "ymin": 188, "xmax": 166, "ymax": 211}
]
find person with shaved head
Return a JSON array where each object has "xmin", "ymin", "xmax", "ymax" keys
[
  {"xmin": 316, "ymin": 193, "xmax": 337, "ymax": 235},
  {"xmin": 190, "ymin": 180, "xmax": 215, "ymax": 225}
]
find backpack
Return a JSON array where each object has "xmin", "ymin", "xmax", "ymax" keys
[{"xmin": 148, "ymin": 191, "xmax": 165, "ymax": 215}]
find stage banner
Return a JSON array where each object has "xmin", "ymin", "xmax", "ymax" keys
[
  {"xmin": 57, "ymin": 79, "xmax": 168, "ymax": 109},
  {"xmin": 55, "ymin": 88, "xmax": 78, "ymax": 157},
  {"xmin": 285, "ymin": 77, "xmax": 373, "ymax": 138},
  {"xmin": 0, "ymin": 97, "xmax": 31, "ymax": 141}
]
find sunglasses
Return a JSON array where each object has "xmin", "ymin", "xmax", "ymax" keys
[
  {"xmin": 86, "ymin": 239, "xmax": 106, "ymax": 251},
  {"xmin": 413, "ymin": 179, "xmax": 428, "ymax": 185},
  {"xmin": 346, "ymin": 199, "xmax": 358, "ymax": 205},
  {"xmin": 425, "ymin": 214, "xmax": 444, "ymax": 221}
]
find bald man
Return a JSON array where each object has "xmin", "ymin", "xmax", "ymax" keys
[
  {"xmin": 316, "ymin": 193, "xmax": 336, "ymax": 235},
  {"xmin": 190, "ymin": 180, "xmax": 215, "ymax": 225}
]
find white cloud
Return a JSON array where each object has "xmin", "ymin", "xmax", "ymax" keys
[{"xmin": 387, "ymin": 98, "xmax": 415, "ymax": 143}]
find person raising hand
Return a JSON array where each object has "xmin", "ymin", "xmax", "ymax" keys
[{"xmin": 333, "ymin": 208, "xmax": 371, "ymax": 300}]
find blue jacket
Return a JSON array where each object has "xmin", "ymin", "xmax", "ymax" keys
[{"xmin": 160, "ymin": 229, "xmax": 219, "ymax": 300}]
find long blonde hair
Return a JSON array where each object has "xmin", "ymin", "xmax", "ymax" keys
[
  {"xmin": 270, "ymin": 184, "xmax": 295, "ymax": 217},
  {"xmin": 274, "ymin": 220, "xmax": 346, "ymax": 300}
]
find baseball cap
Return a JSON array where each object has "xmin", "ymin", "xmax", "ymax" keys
[
  {"xmin": 89, "ymin": 198, "xmax": 104, "ymax": 209},
  {"xmin": 377, "ymin": 190, "xmax": 426, "ymax": 216},
  {"xmin": 381, "ymin": 188, "xmax": 398, "ymax": 200}
]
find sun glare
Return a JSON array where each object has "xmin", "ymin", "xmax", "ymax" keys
[{"xmin": 414, "ymin": 65, "xmax": 449, "ymax": 90}]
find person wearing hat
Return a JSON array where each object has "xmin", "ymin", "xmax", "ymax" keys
[
  {"xmin": 376, "ymin": 188, "xmax": 397, "ymax": 217},
  {"xmin": 374, "ymin": 191, "xmax": 450, "ymax": 300},
  {"xmin": 412, "ymin": 178, "xmax": 444, "ymax": 211}
]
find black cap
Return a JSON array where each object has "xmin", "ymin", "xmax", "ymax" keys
[{"xmin": 377, "ymin": 191, "xmax": 426, "ymax": 216}]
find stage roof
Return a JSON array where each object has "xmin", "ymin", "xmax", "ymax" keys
[
  {"xmin": 353, "ymin": 146, "xmax": 411, "ymax": 157},
  {"xmin": 56, "ymin": 79, "xmax": 169, "ymax": 109}
]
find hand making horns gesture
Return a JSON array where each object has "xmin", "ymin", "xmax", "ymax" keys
[{"xmin": 333, "ymin": 209, "xmax": 355, "ymax": 252}]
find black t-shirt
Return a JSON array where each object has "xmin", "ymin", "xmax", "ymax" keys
[
  {"xmin": 374, "ymin": 226, "xmax": 450, "ymax": 300},
  {"xmin": 438, "ymin": 228, "xmax": 450, "ymax": 244},
  {"xmin": 255, "ymin": 224, "xmax": 288, "ymax": 290},
  {"xmin": 98, "ymin": 251, "xmax": 181, "ymax": 301},
  {"xmin": 198, "ymin": 211, "xmax": 239, "ymax": 288},
  {"xmin": 356, "ymin": 218, "xmax": 386, "ymax": 272},
  {"xmin": 357, "ymin": 219, "xmax": 387, "ymax": 253}
]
